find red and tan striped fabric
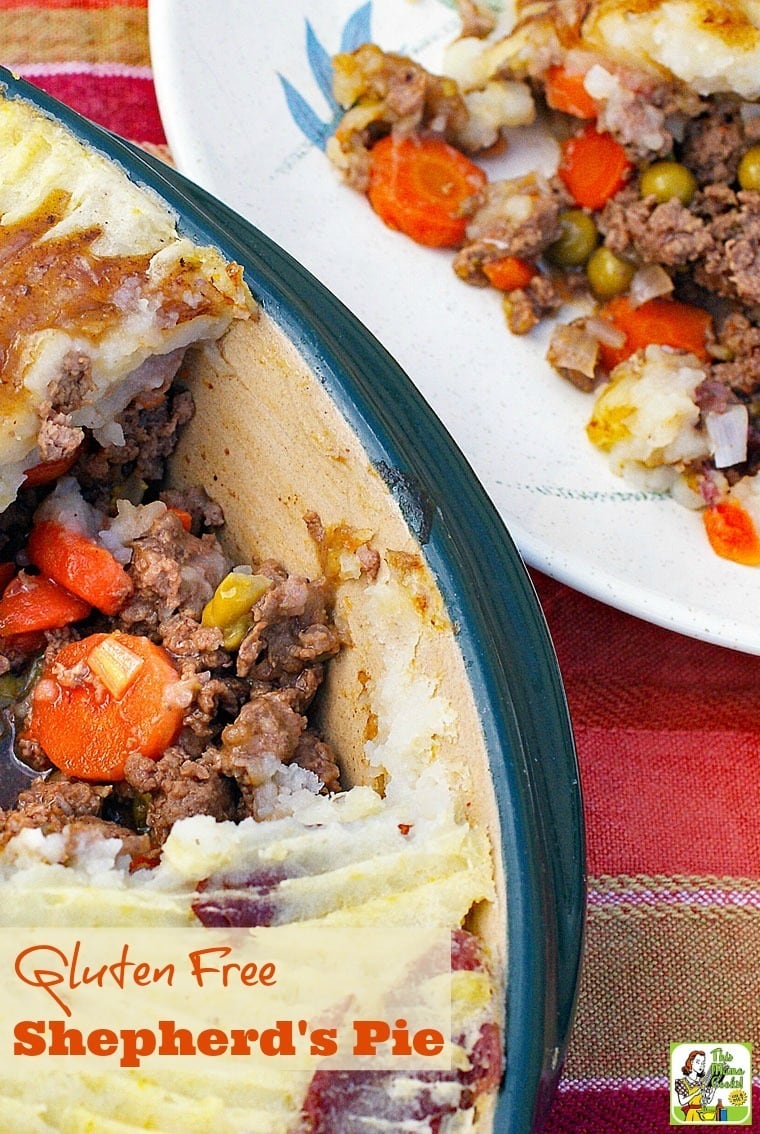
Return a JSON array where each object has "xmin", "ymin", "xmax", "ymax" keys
[
  {"xmin": 532, "ymin": 572, "xmax": 760, "ymax": 1131},
  {"xmin": 0, "ymin": 0, "xmax": 166, "ymax": 150},
  {"xmin": 2, "ymin": 3, "xmax": 758, "ymax": 1131}
]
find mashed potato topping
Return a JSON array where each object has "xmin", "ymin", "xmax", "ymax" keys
[
  {"xmin": 586, "ymin": 346, "xmax": 711, "ymax": 486},
  {"xmin": 0, "ymin": 94, "xmax": 252, "ymax": 511},
  {"xmin": 459, "ymin": 0, "xmax": 760, "ymax": 98},
  {"xmin": 582, "ymin": 0, "xmax": 760, "ymax": 97}
]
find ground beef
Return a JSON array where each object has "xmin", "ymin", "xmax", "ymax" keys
[
  {"xmin": 504, "ymin": 273, "xmax": 563, "ymax": 335},
  {"xmin": 681, "ymin": 102, "xmax": 760, "ymax": 186},
  {"xmin": 73, "ymin": 386, "xmax": 195, "ymax": 506},
  {"xmin": 33, "ymin": 351, "xmax": 93, "ymax": 465},
  {"xmin": 237, "ymin": 573, "xmax": 341, "ymax": 683},
  {"xmin": 707, "ymin": 312, "xmax": 760, "ymax": 396},
  {"xmin": 694, "ymin": 379, "xmax": 739, "ymax": 414},
  {"xmin": 158, "ymin": 611, "xmax": 228, "ymax": 671},
  {"xmin": 123, "ymin": 747, "xmax": 238, "ymax": 846},
  {"xmin": 597, "ymin": 87, "xmax": 673, "ymax": 159},
  {"xmin": 36, "ymin": 412, "xmax": 84, "ymax": 463},
  {"xmin": 694, "ymin": 183, "xmax": 740, "ymax": 221},
  {"xmin": 212, "ymin": 691, "xmax": 307, "ymax": 818},
  {"xmin": 1, "ymin": 531, "xmax": 343, "ymax": 850},
  {"xmin": 723, "ymin": 208, "xmax": 760, "ymax": 305},
  {"xmin": 0, "ymin": 774, "xmax": 147, "ymax": 851},
  {"xmin": 174, "ymin": 671, "xmax": 248, "ymax": 759},
  {"xmin": 695, "ymin": 191, "xmax": 760, "ymax": 303},
  {"xmin": 118, "ymin": 509, "xmax": 228, "ymax": 630},
  {"xmin": 218, "ymin": 691, "xmax": 306, "ymax": 771},
  {"xmin": 0, "ymin": 625, "xmax": 79, "ymax": 692},
  {"xmin": 597, "ymin": 178, "xmax": 760, "ymax": 311},
  {"xmin": 330, "ymin": 43, "xmax": 470, "ymax": 190},
  {"xmin": 13, "ymin": 775, "xmax": 110, "ymax": 824},
  {"xmin": 248, "ymin": 664, "xmax": 328, "ymax": 716},
  {"xmin": 15, "ymin": 734, "xmax": 51, "ymax": 773},
  {"xmin": 598, "ymin": 190, "xmax": 712, "ymax": 266},
  {"xmin": 634, "ymin": 198, "xmax": 712, "ymax": 267},
  {"xmin": 289, "ymin": 731, "xmax": 341, "ymax": 794},
  {"xmin": 716, "ymin": 311, "xmax": 760, "ymax": 361},
  {"xmin": 454, "ymin": 175, "xmax": 566, "ymax": 284},
  {"xmin": 45, "ymin": 351, "xmax": 94, "ymax": 416},
  {"xmin": 208, "ymin": 688, "xmax": 341, "ymax": 821},
  {"xmin": 2, "ymin": 367, "xmax": 346, "ymax": 854}
]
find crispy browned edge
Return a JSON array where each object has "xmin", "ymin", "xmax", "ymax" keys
[{"xmin": 168, "ymin": 314, "xmax": 506, "ymax": 1128}]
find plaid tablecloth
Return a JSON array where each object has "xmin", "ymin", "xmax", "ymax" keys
[{"xmin": 2, "ymin": 2, "xmax": 758, "ymax": 1131}]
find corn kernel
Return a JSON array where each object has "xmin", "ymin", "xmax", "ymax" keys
[{"xmin": 201, "ymin": 571, "xmax": 271, "ymax": 647}]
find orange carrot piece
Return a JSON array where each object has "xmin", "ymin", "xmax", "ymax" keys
[
  {"xmin": 23, "ymin": 448, "xmax": 82, "ymax": 488},
  {"xmin": 703, "ymin": 500, "xmax": 760, "ymax": 566},
  {"xmin": 597, "ymin": 296, "xmax": 713, "ymax": 372},
  {"xmin": 0, "ymin": 572, "xmax": 91, "ymax": 637},
  {"xmin": 545, "ymin": 66, "xmax": 598, "ymax": 119},
  {"xmin": 4, "ymin": 630, "xmax": 47, "ymax": 656},
  {"xmin": 482, "ymin": 256, "xmax": 537, "ymax": 291},
  {"xmin": 367, "ymin": 134, "xmax": 487, "ymax": 248},
  {"xmin": 23, "ymin": 632, "xmax": 185, "ymax": 781},
  {"xmin": 167, "ymin": 506, "xmax": 193, "ymax": 532},
  {"xmin": 558, "ymin": 125, "xmax": 632, "ymax": 210},
  {"xmin": 26, "ymin": 520, "xmax": 133, "ymax": 616}
]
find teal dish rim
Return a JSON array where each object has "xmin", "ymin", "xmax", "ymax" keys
[{"xmin": 0, "ymin": 67, "xmax": 585, "ymax": 1133}]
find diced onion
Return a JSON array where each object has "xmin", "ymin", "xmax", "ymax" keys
[
  {"xmin": 704, "ymin": 404, "xmax": 749, "ymax": 468},
  {"xmin": 546, "ymin": 323, "xmax": 599, "ymax": 387},
  {"xmin": 584, "ymin": 316, "xmax": 626, "ymax": 349},
  {"xmin": 629, "ymin": 263, "xmax": 673, "ymax": 309},
  {"xmin": 100, "ymin": 499, "xmax": 167, "ymax": 563},
  {"xmin": 92, "ymin": 421, "xmax": 125, "ymax": 448}
]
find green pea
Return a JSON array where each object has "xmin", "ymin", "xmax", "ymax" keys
[
  {"xmin": 639, "ymin": 160, "xmax": 697, "ymax": 206},
  {"xmin": 586, "ymin": 246, "xmax": 636, "ymax": 299},
  {"xmin": 738, "ymin": 145, "xmax": 760, "ymax": 191},
  {"xmin": 545, "ymin": 209, "xmax": 599, "ymax": 268}
]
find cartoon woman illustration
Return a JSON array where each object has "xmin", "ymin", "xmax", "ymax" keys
[{"xmin": 674, "ymin": 1050, "xmax": 716, "ymax": 1122}]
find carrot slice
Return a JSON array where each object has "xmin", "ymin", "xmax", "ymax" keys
[
  {"xmin": 558, "ymin": 125, "xmax": 632, "ymax": 210},
  {"xmin": 703, "ymin": 500, "xmax": 760, "ymax": 566},
  {"xmin": 597, "ymin": 296, "xmax": 713, "ymax": 372},
  {"xmin": 167, "ymin": 506, "xmax": 192, "ymax": 532},
  {"xmin": 26, "ymin": 520, "xmax": 133, "ymax": 616},
  {"xmin": 0, "ymin": 572, "xmax": 91, "ymax": 636},
  {"xmin": 482, "ymin": 256, "xmax": 537, "ymax": 291},
  {"xmin": 23, "ymin": 632, "xmax": 184, "ymax": 781},
  {"xmin": 367, "ymin": 134, "xmax": 487, "ymax": 248},
  {"xmin": 545, "ymin": 66, "xmax": 598, "ymax": 119},
  {"xmin": 23, "ymin": 448, "xmax": 82, "ymax": 488},
  {"xmin": 5, "ymin": 631, "xmax": 47, "ymax": 656}
]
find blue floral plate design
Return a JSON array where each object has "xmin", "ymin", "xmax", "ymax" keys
[{"xmin": 150, "ymin": 0, "xmax": 760, "ymax": 658}]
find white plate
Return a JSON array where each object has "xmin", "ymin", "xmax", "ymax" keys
[{"xmin": 149, "ymin": 0, "xmax": 760, "ymax": 653}]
